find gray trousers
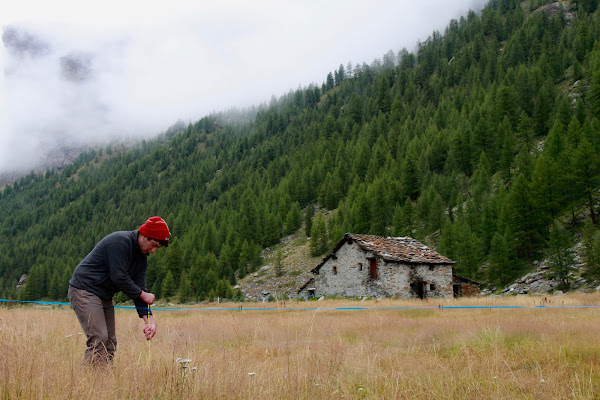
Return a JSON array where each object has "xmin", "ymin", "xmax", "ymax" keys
[{"xmin": 68, "ymin": 286, "xmax": 117, "ymax": 364}]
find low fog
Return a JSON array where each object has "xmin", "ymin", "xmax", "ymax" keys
[{"xmin": 0, "ymin": 0, "xmax": 487, "ymax": 173}]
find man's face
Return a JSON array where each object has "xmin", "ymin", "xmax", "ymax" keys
[{"xmin": 139, "ymin": 236, "xmax": 162, "ymax": 254}]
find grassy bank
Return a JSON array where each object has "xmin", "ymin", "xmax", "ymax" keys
[{"xmin": 2, "ymin": 294, "xmax": 600, "ymax": 399}]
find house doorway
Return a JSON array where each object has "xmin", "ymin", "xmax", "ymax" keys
[
  {"xmin": 411, "ymin": 281, "xmax": 427, "ymax": 299},
  {"xmin": 453, "ymin": 284, "xmax": 461, "ymax": 297}
]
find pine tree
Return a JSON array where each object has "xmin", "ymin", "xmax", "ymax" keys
[
  {"xmin": 178, "ymin": 271, "xmax": 192, "ymax": 303},
  {"xmin": 499, "ymin": 119, "xmax": 516, "ymax": 182},
  {"xmin": 581, "ymin": 219, "xmax": 600, "ymax": 278},
  {"xmin": 530, "ymin": 154, "xmax": 560, "ymax": 235},
  {"xmin": 402, "ymin": 142, "xmax": 420, "ymax": 200},
  {"xmin": 304, "ymin": 204, "xmax": 315, "ymax": 238},
  {"xmin": 164, "ymin": 239, "xmax": 183, "ymax": 285},
  {"xmin": 238, "ymin": 240, "xmax": 252, "ymax": 274},
  {"xmin": 369, "ymin": 179, "xmax": 388, "ymax": 236},
  {"xmin": 547, "ymin": 226, "xmax": 576, "ymax": 290},
  {"xmin": 505, "ymin": 174, "xmax": 541, "ymax": 260},
  {"xmin": 161, "ymin": 271, "xmax": 176, "ymax": 301},
  {"xmin": 589, "ymin": 70, "xmax": 600, "ymax": 118},
  {"xmin": 453, "ymin": 219, "xmax": 483, "ymax": 278},
  {"xmin": 202, "ymin": 221, "xmax": 218, "ymax": 255},
  {"xmin": 310, "ymin": 212, "xmax": 329, "ymax": 257},
  {"xmin": 215, "ymin": 279, "xmax": 232, "ymax": 299},
  {"xmin": 495, "ymin": 85, "xmax": 516, "ymax": 127},
  {"xmin": 572, "ymin": 138, "xmax": 599, "ymax": 224},
  {"xmin": 487, "ymin": 231, "xmax": 517, "ymax": 286},
  {"xmin": 348, "ymin": 95, "xmax": 364, "ymax": 125},
  {"xmin": 393, "ymin": 198, "xmax": 415, "ymax": 237},
  {"xmin": 275, "ymin": 250, "xmax": 284, "ymax": 277},
  {"xmin": 20, "ymin": 264, "xmax": 44, "ymax": 300},
  {"xmin": 377, "ymin": 75, "xmax": 391, "ymax": 114},
  {"xmin": 516, "ymin": 111, "xmax": 533, "ymax": 149},
  {"xmin": 151, "ymin": 278, "xmax": 162, "ymax": 299}
]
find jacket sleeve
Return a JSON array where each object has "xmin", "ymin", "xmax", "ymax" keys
[
  {"xmin": 132, "ymin": 262, "xmax": 152, "ymax": 318},
  {"xmin": 133, "ymin": 297, "xmax": 152, "ymax": 318}
]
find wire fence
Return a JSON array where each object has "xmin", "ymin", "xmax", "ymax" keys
[{"xmin": 2, "ymin": 297, "xmax": 600, "ymax": 312}]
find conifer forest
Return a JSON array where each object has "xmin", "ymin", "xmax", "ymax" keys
[{"xmin": 1, "ymin": 0, "xmax": 600, "ymax": 302}]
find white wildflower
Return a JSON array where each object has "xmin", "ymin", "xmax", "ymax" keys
[
  {"xmin": 65, "ymin": 334, "xmax": 72, "ymax": 338},
  {"xmin": 248, "ymin": 372, "xmax": 256, "ymax": 376},
  {"xmin": 176, "ymin": 358, "xmax": 192, "ymax": 368}
]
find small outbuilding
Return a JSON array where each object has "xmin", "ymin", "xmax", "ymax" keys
[{"xmin": 298, "ymin": 233, "xmax": 479, "ymax": 299}]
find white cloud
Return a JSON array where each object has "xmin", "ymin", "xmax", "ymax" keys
[{"xmin": 0, "ymin": 0, "xmax": 487, "ymax": 172}]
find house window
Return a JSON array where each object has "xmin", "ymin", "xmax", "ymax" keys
[
  {"xmin": 429, "ymin": 265, "xmax": 435, "ymax": 271},
  {"xmin": 369, "ymin": 258, "xmax": 377, "ymax": 279},
  {"xmin": 333, "ymin": 266, "xmax": 337, "ymax": 275},
  {"xmin": 358, "ymin": 263, "xmax": 363, "ymax": 271},
  {"xmin": 430, "ymin": 283, "xmax": 436, "ymax": 291}
]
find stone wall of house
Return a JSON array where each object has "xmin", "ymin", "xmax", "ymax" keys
[
  {"xmin": 313, "ymin": 241, "xmax": 453, "ymax": 298},
  {"xmin": 454, "ymin": 282, "xmax": 481, "ymax": 297}
]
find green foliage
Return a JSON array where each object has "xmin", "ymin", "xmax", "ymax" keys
[
  {"xmin": 547, "ymin": 226, "xmax": 577, "ymax": 290},
  {"xmin": 581, "ymin": 220, "xmax": 600, "ymax": 278},
  {"xmin": 275, "ymin": 250, "xmax": 284, "ymax": 277},
  {"xmin": 284, "ymin": 202, "xmax": 302, "ymax": 235},
  {"xmin": 310, "ymin": 212, "xmax": 330, "ymax": 257},
  {"xmin": 161, "ymin": 271, "xmax": 176, "ymax": 301},
  {"xmin": 178, "ymin": 271, "xmax": 193, "ymax": 303},
  {"xmin": 2, "ymin": 1, "xmax": 600, "ymax": 298}
]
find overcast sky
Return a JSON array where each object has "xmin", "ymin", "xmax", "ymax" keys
[{"xmin": 0, "ymin": 0, "xmax": 487, "ymax": 172}]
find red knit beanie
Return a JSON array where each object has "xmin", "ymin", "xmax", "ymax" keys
[{"xmin": 139, "ymin": 216, "xmax": 170, "ymax": 246}]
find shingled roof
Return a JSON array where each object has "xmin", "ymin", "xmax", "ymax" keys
[{"xmin": 313, "ymin": 233, "xmax": 454, "ymax": 272}]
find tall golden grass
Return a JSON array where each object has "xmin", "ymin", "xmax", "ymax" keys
[{"xmin": 2, "ymin": 294, "xmax": 600, "ymax": 399}]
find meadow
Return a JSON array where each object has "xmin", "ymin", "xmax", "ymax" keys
[{"xmin": 2, "ymin": 294, "xmax": 600, "ymax": 399}]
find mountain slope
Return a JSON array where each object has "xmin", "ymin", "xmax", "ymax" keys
[{"xmin": 1, "ymin": 0, "xmax": 600, "ymax": 301}]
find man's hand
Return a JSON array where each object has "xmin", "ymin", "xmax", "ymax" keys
[
  {"xmin": 142, "ymin": 315, "xmax": 156, "ymax": 340},
  {"xmin": 139, "ymin": 290, "xmax": 155, "ymax": 305}
]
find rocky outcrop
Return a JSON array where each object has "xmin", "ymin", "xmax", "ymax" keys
[
  {"xmin": 482, "ymin": 260, "xmax": 591, "ymax": 297},
  {"xmin": 239, "ymin": 233, "xmax": 320, "ymax": 301},
  {"xmin": 241, "ymin": 266, "xmax": 313, "ymax": 301},
  {"xmin": 16, "ymin": 274, "xmax": 27, "ymax": 290},
  {"xmin": 536, "ymin": 2, "xmax": 575, "ymax": 22}
]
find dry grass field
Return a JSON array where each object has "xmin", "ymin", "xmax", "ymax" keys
[{"xmin": 2, "ymin": 294, "xmax": 600, "ymax": 399}]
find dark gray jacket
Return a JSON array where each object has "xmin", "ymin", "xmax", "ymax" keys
[{"xmin": 69, "ymin": 230, "xmax": 151, "ymax": 318}]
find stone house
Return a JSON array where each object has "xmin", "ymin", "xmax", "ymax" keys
[{"xmin": 298, "ymin": 233, "xmax": 479, "ymax": 299}]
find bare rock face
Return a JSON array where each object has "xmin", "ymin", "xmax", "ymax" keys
[
  {"xmin": 537, "ymin": 2, "xmax": 575, "ymax": 22},
  {"xmin": 16, "ymin": 274, "xmax": 27, "ymax": 290}
]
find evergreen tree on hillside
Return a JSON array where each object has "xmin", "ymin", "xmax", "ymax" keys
[
  {"xmin": 161, "ymin": 271, "xmax": 176, "ymax": 301},
  {"xmin": 547, "ymin": 226, "xmax": 576, "ymax": 290},
  {"xmin": 310, "ymin": 212, "xmax": 329, "ymax": 257}
]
